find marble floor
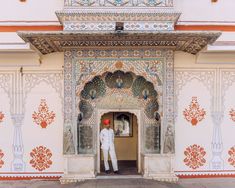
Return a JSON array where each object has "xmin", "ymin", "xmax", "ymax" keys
[{"xmin": 99, "ymin": 160, "xmax": 139, "ymax": 175}]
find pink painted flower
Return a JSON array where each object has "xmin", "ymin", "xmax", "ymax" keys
[
  {"xmin": 32, "ymin": 99, "xmax": 55, "ymax": 128},
  {"xmin": 30, "ymin": 146, "xmax": 52, "ymax": 171},
  {"xmin": 183, "ymin": 97, "xmax": 206, "ymax": 126}
]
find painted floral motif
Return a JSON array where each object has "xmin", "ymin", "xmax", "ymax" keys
[
  {"xmin": 228, "ymin": 146, "xmax": 235, "ymax": 167},
  {"xmin": 184, "ymin": 144, "xmax": 206, "ymax": 170},
  {"xmin": 0, "ymin": 149, "xmax": 4, "ymax": 168},
  {"xmin": 32, "ymin": 99, "xmax": 55, "ymax": 128},
  {"xmin": 183, "ymin": 97, "xmax": 206, "ymax": 126},
  {"xmin": 0, "ymin": 112, "xmax": 5, "ymax": 123},
  {"xmin": 229, "ymin": 109, "xmax": 235, "ymax": 122},
  {"xmin": 29, "ymin": 146, "xmax": 52, "ymax": 171}
]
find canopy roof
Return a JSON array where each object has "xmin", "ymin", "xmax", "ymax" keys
[{"xmin": 18, "ymin": 31, "xmax": 221, "ymax": 55}]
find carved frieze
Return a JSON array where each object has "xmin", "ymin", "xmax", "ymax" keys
[{"xmin": 18, "ymin": 31, "xmax": 220, "ymax": 55}]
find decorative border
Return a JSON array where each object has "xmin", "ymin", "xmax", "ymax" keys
[{"xmin": 64, "ymin": 0, "xmax": 174, "ymax": 7}]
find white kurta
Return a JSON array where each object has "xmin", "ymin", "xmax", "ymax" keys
[{"xmin": 100, "ymin": 128, "xmax": 118, "ymax": 171}]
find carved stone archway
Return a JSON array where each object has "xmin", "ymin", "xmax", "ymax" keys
[{"xmin": 77, "ymin": 70, "xmax": 161, "ymax": 155}]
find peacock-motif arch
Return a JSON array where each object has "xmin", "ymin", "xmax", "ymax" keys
[{"xmin": 76, "ymin": 70, "xmax": 162, "ymax": 154}]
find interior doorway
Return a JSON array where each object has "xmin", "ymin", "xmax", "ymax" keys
[{"xmin": 98, "ymin": 111, "xmax": 139, "ymax": 175}]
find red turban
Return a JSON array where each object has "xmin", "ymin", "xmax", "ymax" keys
[{"xmin": 103, "ymin": 119, "xmax": 110, "ymax": 125}]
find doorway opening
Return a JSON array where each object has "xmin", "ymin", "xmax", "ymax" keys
[{"xmin": 98, "ymin": 111, "xmax": 139, "ymax": 175}]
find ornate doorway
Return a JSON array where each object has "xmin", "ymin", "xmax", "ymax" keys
[
  {"xmin": 98, "ymin": 111, "xmax": 139, "ymax": 175},
  {"xmin": 61, "ymin": 50, "xmax": 177, "ymax": 183}
]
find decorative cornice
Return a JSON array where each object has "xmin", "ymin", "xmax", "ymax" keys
[
  {"xmin": 18, "ymin": 31, "xmax": 221, "ymax": 55},
  {"xmin": 56, "ymin": 10, "xmax": 181, "ymax": 23}
]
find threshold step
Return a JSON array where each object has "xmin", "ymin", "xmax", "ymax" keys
[{"xmin": 96, "ymin": 175, "xmax": 142, "ymax": 179}]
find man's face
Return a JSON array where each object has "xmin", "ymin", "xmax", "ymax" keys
[{"xmin": 104, "ymin": 123, "xmax": 110, "ymax": 129}]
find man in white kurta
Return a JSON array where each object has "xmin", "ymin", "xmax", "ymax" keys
[{"xmin": 100, "ymin": 119, "xmax": 119, "ymax": 174}]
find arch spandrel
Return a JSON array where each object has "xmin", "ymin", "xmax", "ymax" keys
[{"xmin": 75, "ymin": 59, "xmax": 163, "ymax": 104}]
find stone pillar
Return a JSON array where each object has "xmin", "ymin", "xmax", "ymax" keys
[
  {"xmin": 11, "ymin": 114, "xmax": 25, "ymax": 172},
  {"xmin": 210, "ymin": 111, "xmax": 224, "ymax": 169}
]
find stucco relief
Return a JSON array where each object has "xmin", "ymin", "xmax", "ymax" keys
[
  {"xmin": 174, "ymin": 69, "xmax": 215, "ymax": 121},
  {"xmin": 221, "ymin": 70, "xmax": 235, "ymax": 112},
  {"xmin": 0, "ymin": 72, "xmax": 14, "ymax": 102},
  {"xmin": 23, "ymin": 72, "xmax": 63, "ymax": 110}
]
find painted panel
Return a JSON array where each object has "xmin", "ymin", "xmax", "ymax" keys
[
  {"xmin": 22, "ymin": 81, "xmax": 63, "ymax": 172},
  {"xmin": 175, "ymin": 78, "xmax": 213, "ymax": 171}
]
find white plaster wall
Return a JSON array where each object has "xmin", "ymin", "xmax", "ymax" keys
[
  {"xmin": 174, "ymin": 51, "xmax": 235, "ymax": 176},
  {"xmin": 23, "ymin": 82, "xmax": 63, "ymax": 172},
  {"xmin": 175, "ymin": 0, "xmax": 235, "ymax": 23},
  {"xmin": 221, "ymin": 74, "xmax": 235, "ymax": 170},
  {"xmin": 175, "ymin": 80, "xmax": 213, "ymax": 171},
  {"xmin": 0, "ymin": 0, "xmax": 234, "ymax": 24},
  {"xmin": 0, "ymin": 53, "xmax": 64, "ymax": 177},
  {"xmin": 0, "ymin": 87, "xmax": 13, "ymax": 172},
  {"xmin": 0, "ymin": 0, "xmax": 63, "ymax": 22}
]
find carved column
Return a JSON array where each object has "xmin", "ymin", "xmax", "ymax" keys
[
  {"xmin": 163, "ymin": 50, "xmax": 175, "ymax": 154},
  {"xmin": 210, "ymin": 111, "xmax": 224, "ymax": 169},
  {"xmin": 63, "ymin": 50, "xmax": 76, "ymax": 154},
  {"xmin": 11, "ymin": 114, "xmax": 25, "ymax": 171}
]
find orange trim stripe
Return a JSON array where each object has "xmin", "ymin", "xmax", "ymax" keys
[
  {"xmin": 0, "ymin": 176, "xmax": 61, "ymax": 181},
  {"xmin": 175, "ymin": 25, "xmax": 235, "ymax": 32},
  {"xmin": 0, "ymin": 172, "xmax": 63, "ymax": 174},
  {"xmin": 1, "ymin": 174, "xmax": 235, "ymax": 180},
  {"xmin": 0, "ymin": 25, "xmax": 63, "ymax": 32},
  {"xmin": 0, "ymin": 25, "xmax": 235, "ymax": 32},
  {"xmin": 177, "ymin": 174, "xmax": 235, "ymax": 179}
]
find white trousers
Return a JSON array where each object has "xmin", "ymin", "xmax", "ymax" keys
[{"xmin": 102, "ymin": 148, "xmax": 118, "ymax": 171}]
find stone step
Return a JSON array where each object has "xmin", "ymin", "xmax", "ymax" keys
[{"xmin": 96, "ymin": 175, "xmax": 142, "ymax": 179}]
